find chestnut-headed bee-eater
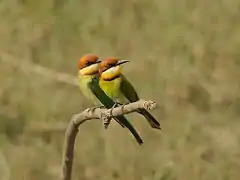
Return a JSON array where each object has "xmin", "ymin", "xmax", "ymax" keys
[
  {"xmin": 99, "ymin": 57, "xmax": 161, "ymax": 129},
  {"xmin": 78, "ymin": 54, "xmax": 143, "ymax": 145}
]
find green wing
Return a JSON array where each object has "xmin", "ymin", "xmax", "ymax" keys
[
  {"xmin": 88, "ymin": 76, "xmax": 143, "ymax": 145},
  {"xmin": 120, "ymin": 75, "xmax": 139, "ymax": 102},
  {"xmin": 120, "ymin": 75, "xmax": 161, "ymax": 129},
  {"xmin": 88, "ymin": 76, "xmax": 115, "ymax": 108}
]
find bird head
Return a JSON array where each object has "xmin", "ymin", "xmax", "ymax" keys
[
  {"xmin": 78, "ymin": 54, "xmax": 101, "ymax": 76},
  {"xmin": 99, "ymin": 57, "xmax": 130, "ymax": 80}
]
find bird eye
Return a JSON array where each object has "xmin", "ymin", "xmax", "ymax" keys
[
  {"xmin": 109, "ymin": 63, "xmax": 115, "ymax": 68},
  {"xmin": 86, "ymin": 61, "xmax": 93, "ymax": 66}
]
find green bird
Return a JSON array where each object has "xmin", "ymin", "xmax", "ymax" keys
[
  {"xmin": 78, "ymin": 54, "xmax": 143, "ymax": 145},
  {"xmin": 99, "ymin": 57, "xmax": 161, "ymax": 129}
]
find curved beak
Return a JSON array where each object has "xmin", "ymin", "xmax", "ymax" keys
[{"xmin": 116, "ymin": 60, "xmax": 130, "ymax": 66}]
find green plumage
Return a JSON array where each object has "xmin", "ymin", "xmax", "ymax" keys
[
  {"xmin": 79, "ymin": 74, "xmax": 100, "ymax": 105},
  {"xmin": 100, "ymin": 75, "xmax": 161, "ymax": 129},
  {"xmin": 79, "ymin": 74, "xmax": 143, "ymax": 145}
]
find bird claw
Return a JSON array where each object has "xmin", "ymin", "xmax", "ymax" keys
[
  {"xmin": 104, "ymin": 102, "xmax": 121, "ymax": 129},
  {"xmin": 104, "ymin": 102, "xmax": 129, "ymax": 129},
  {"xmin": 121, "ymin": 104, "xmax": 126, "ymax": 114},
  {"xmin": 115, "ymin": 102, "xmax": 123, "ymax": 106}
]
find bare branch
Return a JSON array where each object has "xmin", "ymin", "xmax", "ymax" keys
[{"xmin": 60, "ymin": 100, "xmax": 157, "ymax": 180}]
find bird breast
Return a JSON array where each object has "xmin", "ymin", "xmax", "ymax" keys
[{"xmin": 100, "ymin": 77, "xmax": 128, "ymax": 103}]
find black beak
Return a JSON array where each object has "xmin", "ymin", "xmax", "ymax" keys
[{"xmin": 115, "ymin": 60, "xmax": 130, "ymax": 66}]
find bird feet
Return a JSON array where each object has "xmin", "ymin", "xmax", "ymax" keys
[{"xmin": 103, "ymin": 102, "xmax": 123, "ymax": 129}]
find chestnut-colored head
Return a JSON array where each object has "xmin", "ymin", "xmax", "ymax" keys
[
  {"xmin": 99, "ymin": 57, "xmax": 130, "ymax": 80},
  {"xmin": 78, "ymin": 54, "xmax": 101, "ymax": 76}
]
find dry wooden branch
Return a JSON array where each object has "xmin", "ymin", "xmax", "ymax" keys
[{"xmin": 60, "ymin": 100, "xmax": 157, "ymax": 180}]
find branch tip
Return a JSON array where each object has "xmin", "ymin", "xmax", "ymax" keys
[{"xmin": 143, "ymin": 100, "xmax": 157, "ymax": 110}]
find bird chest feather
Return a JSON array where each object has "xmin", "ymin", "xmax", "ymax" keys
[
  {"xmin": 100, "ymin": 77, "xmax": 128, "ymax": 103},
  {"xmin": 79, "ymin": 75, "xmax": 100, "ymax": 105}
]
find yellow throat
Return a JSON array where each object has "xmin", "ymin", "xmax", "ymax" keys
[{"xmin": 101, "ymin": 65, "xmax": 121, "ymax": 81}]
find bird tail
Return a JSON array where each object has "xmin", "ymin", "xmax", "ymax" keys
[
  {"xmin": 137, "ymin": 109, "xmax": 161, "ymax": 129},
  {"xmin": 116, "ymin": 115, "xmax": 143, "ymax": 145},
  {"xmin": 103, "ymin": 117, "xmax": 125, "ymax": 128},
  {"xmin": 113, "ymin": 117, "xmax": 125, "ymax": 128}
]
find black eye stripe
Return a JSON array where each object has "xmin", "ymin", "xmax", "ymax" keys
[
  {"xmin": 109, "ymin": 63, "xmax": 116, "ymax": 67},
  {"xmin": 102, "ymin": 63, "xmax": 116, "ymax": 72},
  {"xmin": 86, "ymin": 61, "xmax": 95, "ymax": 66}
]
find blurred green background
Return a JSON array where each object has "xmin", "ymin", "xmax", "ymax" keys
[{"xmin": 0, "ymin": 0, "xmax": 240, "ymax": 179}]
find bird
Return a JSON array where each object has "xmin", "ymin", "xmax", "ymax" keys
[
  {"xmin": 78, "ymin": 54, "xmax": 102, "ymax": 105},
  {"xmin": 77, "ymin": 54, "xmax": 143, "ymax": 145},
  {"xmin": 99, "ymin": 57, "xmax": 161, "ymax": 129}
]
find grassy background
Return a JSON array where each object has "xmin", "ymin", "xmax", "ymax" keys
[{"xmin": 0, "ymin": 0, "xmax": 240, "ymax": 179}]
